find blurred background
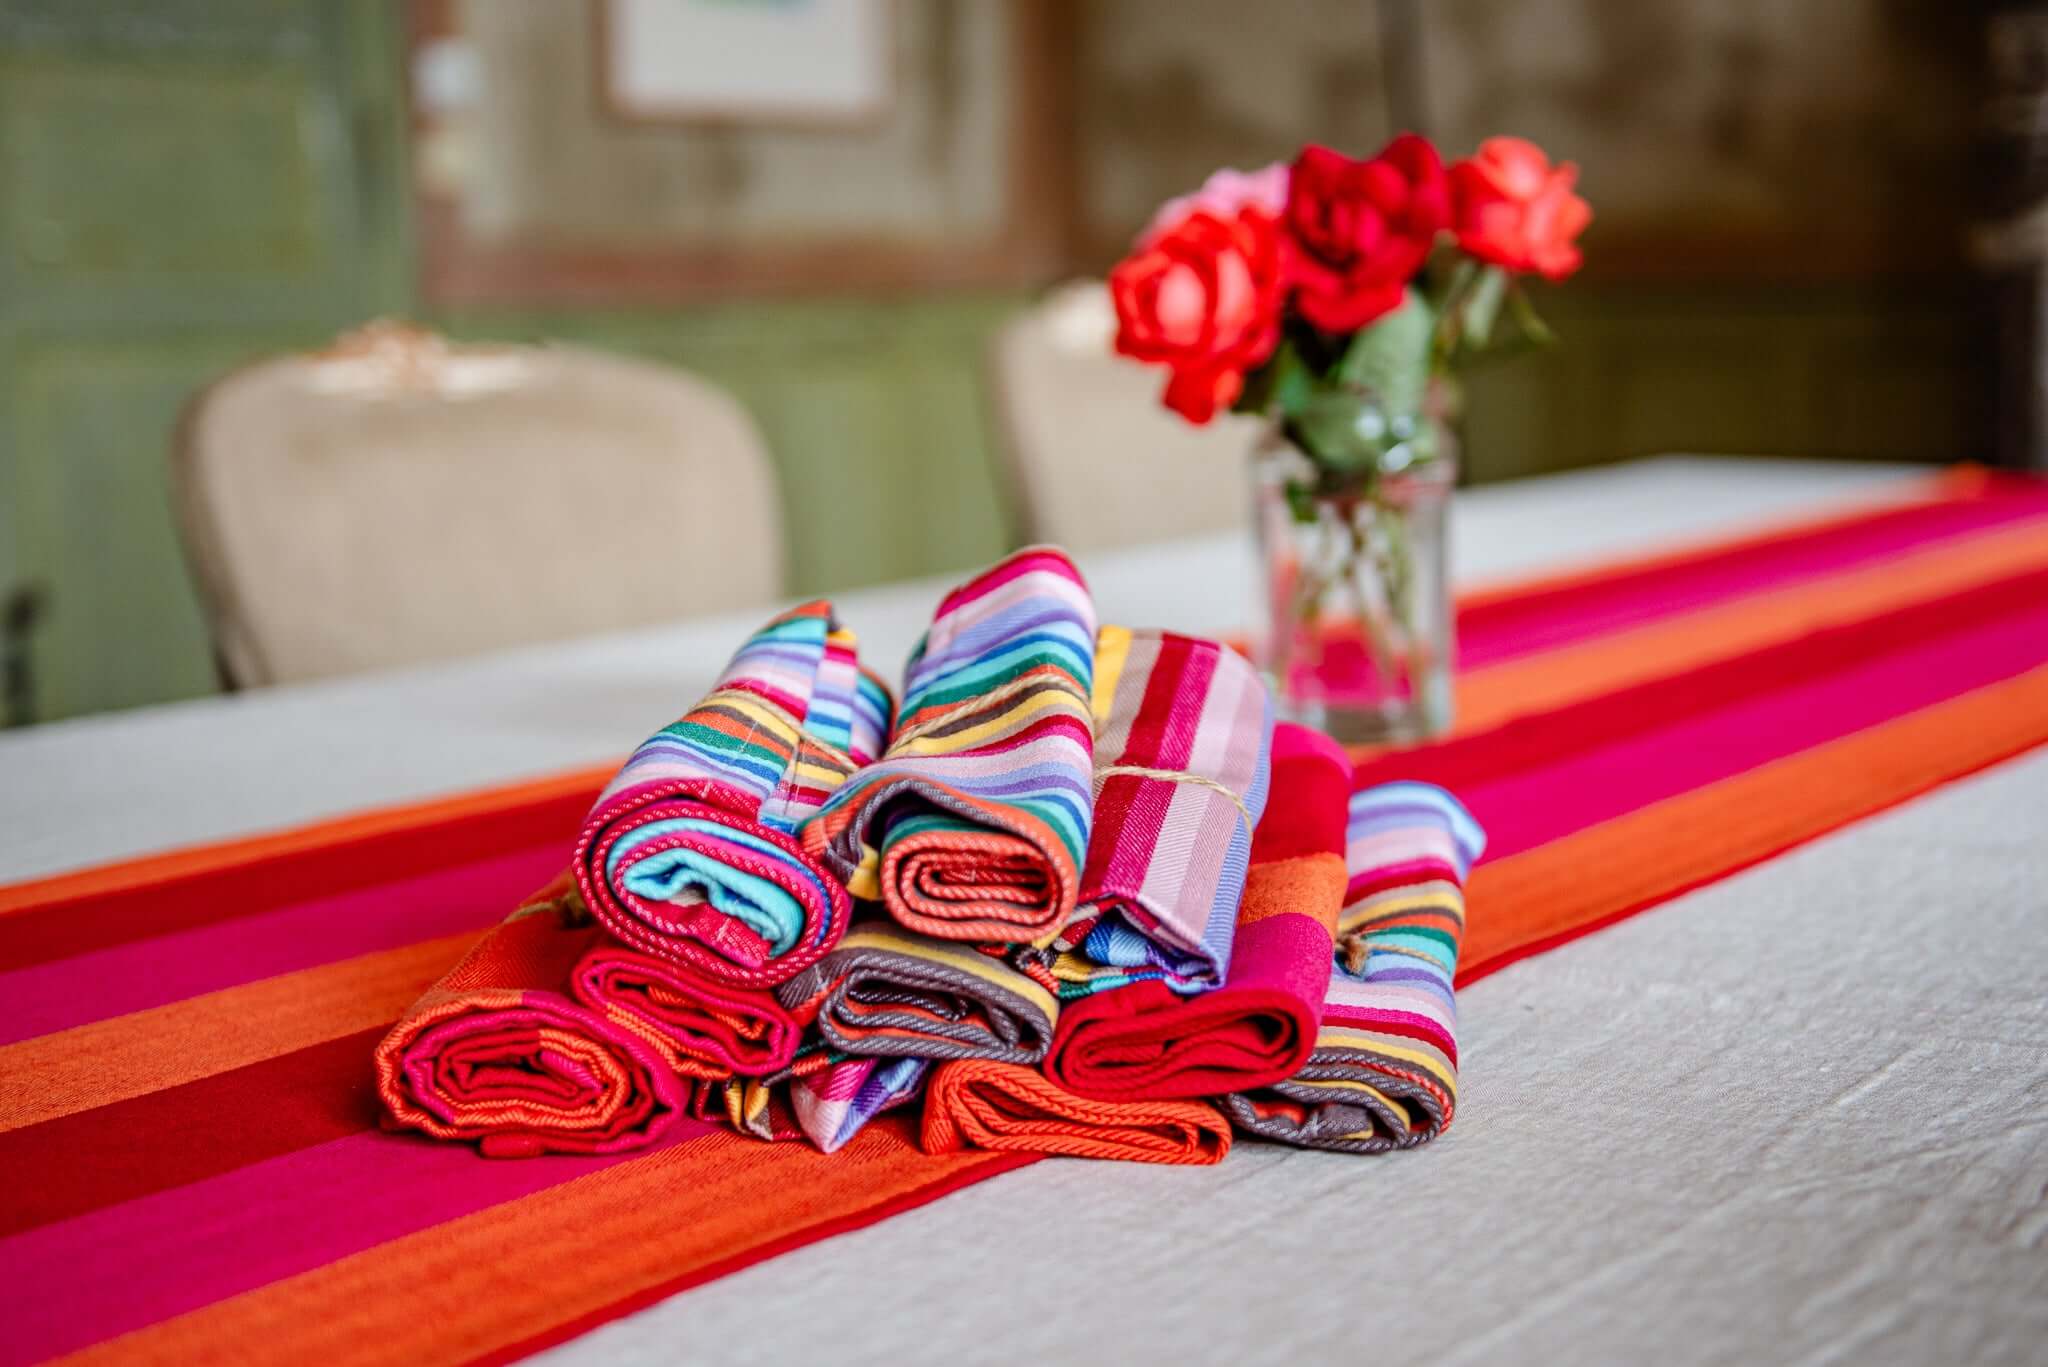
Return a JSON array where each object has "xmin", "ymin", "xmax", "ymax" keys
[{"xmin": 0, "ymin": 0, "xmax": 2027, "ymax": 727}]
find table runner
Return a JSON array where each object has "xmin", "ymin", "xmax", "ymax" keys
[{"xmin": 5, "ymin": 467, "xmax": 2048, "ymax": 1364}]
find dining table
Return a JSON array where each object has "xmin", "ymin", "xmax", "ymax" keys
[{"xmin": 2, "ymin": 454, "xmax": 2043, "ymax": 1366}]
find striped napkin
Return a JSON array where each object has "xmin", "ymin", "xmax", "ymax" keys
[
  {"xmin": 789, "ymin": 1056, "xmax": 932, "ymax": 1153},
  {"xmin": 1028, "ymin": 627, "xmax": 1272, "ymax": 997},
  {"xmin": 373, "ymin": 872, "xmax": 687, "ymax": 1157},
  {"xmin": 1044, "ymin": 723, "xmax": 1350, "ymax": 1100},
  {"xmin": 575, "ymin": 604, "xmax": 891, "ymax": 988},
  {"xmin": 921, "ymin": 1059, "xmax": 1232, "ymax": 1166},
  {"xmin": 572, "ymin": 943, "xmax": 802, "ymax": 1080},
  {"xmin": 802, "ymin": 548, "xmax": 1098, "ymax": 944},
  {"xmin": 1222, "ymin": 782, "xmax": 1483, "ymax": 1151},
  {"xmin": 776, "ymin": 922, "xmax": 1060, "ymax": 1065},
  {"xmin": 701, "ymin": 1053, "xmax": 931, "ymax": 1154}
]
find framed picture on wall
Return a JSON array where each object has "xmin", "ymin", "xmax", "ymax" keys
[
  {"xmin": 406, "ymin": 0, "xmax": 1076, "ymax": 304},
  {"xmin": 596, "ymin": 0, "xmax": 893, "ymax": 126}
]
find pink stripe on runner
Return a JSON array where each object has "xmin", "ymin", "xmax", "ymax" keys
[
  {"xmin": 1466, "ymin": 596, "xmax": 2048, "ymax": 862},
  {"xmin": 0, "ymin": 1118, "xmax": 718, "ymax": 1366},
  {"xmin": 1457, "ymin": 482, "xmax": 2048, "ymax": 667},
  {"xmin": 0, "ymin": 842, "xmax": 567, "ymax": 1045}
]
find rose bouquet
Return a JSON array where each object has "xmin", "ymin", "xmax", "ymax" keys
[{"xmin": 1109, "ymin": 134, "xmax": 1591, "ymax": 741}]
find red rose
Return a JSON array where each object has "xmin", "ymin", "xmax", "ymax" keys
[
  {"xmin": 1449, "ymin": 137, "xmax": 1591, "ymax": 281},
  {"xmin": 1284, "ymin": 135, "xmax": 1450, "ymax": 333},
  {"xmin": 1111, "ymin": 207, "xmax": 1285, "ymax": 424}
]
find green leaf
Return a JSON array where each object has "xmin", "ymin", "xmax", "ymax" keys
[
  {"xmin": 1459, "ymin": 265, "xmax": 1508, "ymax": 351},
  {"xmin": 1430, "ymin": 258, "xmax": 1476, "ymax": 316},
  {"xmin": 1292, "ymin": 391, "xmax": 1390, "ymax": 472},
  {"xmin": 1283, "ymin": 479, "xmax": 1319, "ymax": 525},
  {"xmin": 1507, "ymin": 283, "xmax": 1557, "ymax": 347},
  {"xmin": 1334, "ymin": 291, "xmax": 1433, "ymax": 420},
  {"xmin": 1272, "ymin": 347, "xmax": 1315, "ymax": 417},
  {"xmin": 1233, "ymin": 337, "xmax": 1314, "ymax": 419}
]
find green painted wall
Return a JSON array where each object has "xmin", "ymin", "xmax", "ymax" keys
[
  {"xmin": 0, "ymin": 2, "xmax": 1024, "ymax": 724},
  {"xmin": 0, "ymin": 1, "xmax": 412, "ymax": 722}
]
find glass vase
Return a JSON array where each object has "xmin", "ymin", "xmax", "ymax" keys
[{"xmin": 1251, "ymin": 426, "xmax": 1456, "ymax": 746}]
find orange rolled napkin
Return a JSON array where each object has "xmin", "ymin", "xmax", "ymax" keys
[
  {"xmin": 920, "ymin": 1058, "xmax": 1232, "ymax": 1166},
  {"xmin": 374, "ymin": 873, "xmax": 686, "ymax": 1157}
]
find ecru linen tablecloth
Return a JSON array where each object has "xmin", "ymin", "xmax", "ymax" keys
[{"xmin": 5, "ymin": 458, "xmax": 2040, "ymax": 1366}]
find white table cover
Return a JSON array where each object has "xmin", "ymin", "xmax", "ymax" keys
[{"xmin": 3, "ymin": 457, "xmax": 2040, "ymax": 1365}]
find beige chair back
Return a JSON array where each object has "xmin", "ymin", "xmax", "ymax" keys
[
  {"xmin": 174, "ymin": 324, "xmax": 783, "ymax": 687},
  {"xmin": 990, "ymin": 281, "xmax": 1261, "ymax": 552}
]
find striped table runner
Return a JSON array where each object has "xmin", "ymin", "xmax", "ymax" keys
[{"xmin": 4, "ymin": 467, "xmax": 2048, "ymax": 1364}]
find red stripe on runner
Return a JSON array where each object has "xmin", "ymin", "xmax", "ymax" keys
[
  {"xmin": 1359, "ymin": 559, "xmax": 2048, "ymax": 800},
  {"xmin": 1456, "ymin": 469, "xmax": 2048, "ymax": 666},
  {"xmin": 0, "ymin": 788, "xmax": 597, "ymax": 973},
  {"xmin": 0, "ymin": 1028, "xmax": 387, "ymax": 1239}
]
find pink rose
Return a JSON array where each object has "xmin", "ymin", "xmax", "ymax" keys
[{"xmin": 1141, "ymin": 164, "xmax": 1291, "ymax": 247}]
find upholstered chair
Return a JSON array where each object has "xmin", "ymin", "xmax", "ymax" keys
[
  {"xmin": 989, "ymin": 281, "xmax": 1261, "ymax": 551},
  {"xmin": 173, "ymin": 322, "xmax": 783, "ymax": 686}
]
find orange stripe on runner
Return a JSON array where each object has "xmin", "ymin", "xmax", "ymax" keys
[
  {"xmin": 1453, "ymin": 515, "xmax": 2048, "ymax": 734},
  {"xmin": 64, "ymin": 1120, "xmax": 1011, "ymax": 1367},
  {"xmin": 0, "ymin": 932, "xmax": 472, "ymax": 1134},
  {"xmin": 0, "ymin": 764, "xmax": 614, "ymax": 917},
  {"xmin": 1462, "ymin": 662, "xmax": 2048, "ymax": 980}
]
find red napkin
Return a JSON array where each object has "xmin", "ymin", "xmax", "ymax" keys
[
  {"xmin": 1043, "ymin": 723, "xmax": 1349, "ymax": 1100},
  {"xmin": 572, "ymin": 944, "xmax": 802, "ymax": 1080}
]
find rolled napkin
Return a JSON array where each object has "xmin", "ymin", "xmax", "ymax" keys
[
  {"xmin": 699, "ymin": 1053, "xmax": 930, "ymax": 1154},
  {"xmin": 789, "ymin": 1055, "xmax": 931, "ymax": 1154},
  {"xmin": 575, "ymin": 603, "xmax": 892, "ymax": 988},
  {"xmin": 921, "ymin": 1059, "xmax": 1232, "ymax": 1166},
  {"xmin": 374, "ymin": 872, "xmax": 686, "ymax": 1157},
  {"xmin": 1221, "ymin": 782, "xmax": 1483, "ymax": 1152},
  {"xmin": 1028, "ymin": 626, "xmax": 1272, "ymax": 998},
  {"xmin": 802, "ymin": 548, "xmax": 1097, "ymax": 944},
  {"xmin": 1044, "ymin": 722, "xmax": 1350, "ymax": 1101},
  {"xmin": 775, "ymin": 922, "xmax": 1059, "ymax": 1064},
  {"xmin": 572, "ymin": 943, "xmax": 801, "ymax": 1080},
  {"xmin": 694, "ymin": 1076, "xmax": 801, "ymax": 1144}
]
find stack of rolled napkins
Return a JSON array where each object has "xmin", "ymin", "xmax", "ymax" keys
[{"xmin": 375, "ymin": 549, "xmax": 1483, "ymax": 1165}]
